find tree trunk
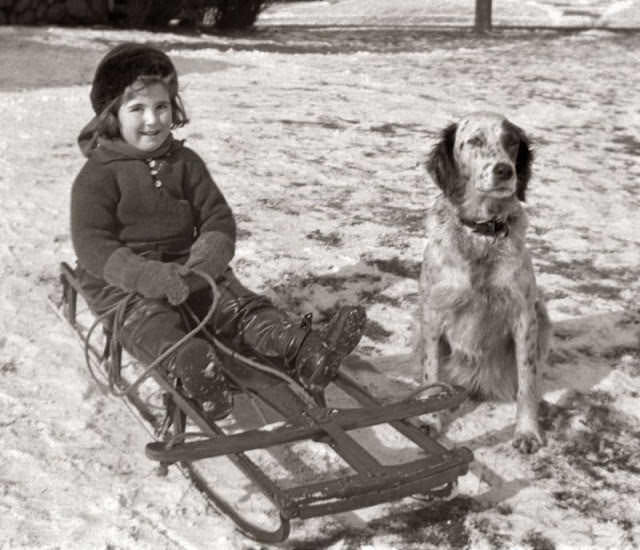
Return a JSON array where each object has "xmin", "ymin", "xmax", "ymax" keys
[{"xmin": 475, "ymin": 0, "xmax": 492, "ymax": 32}]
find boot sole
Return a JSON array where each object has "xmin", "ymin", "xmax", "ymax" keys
[
  {"xmin": 302, "ymin": 306, "xmax": 367, "ymax": 392},
  {"xmin": 325, "ymin": 306, "xmax": 367, "ymax": 360}
]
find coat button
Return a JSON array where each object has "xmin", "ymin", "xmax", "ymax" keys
[{"xmin": 154, "ymin": 180, "xmax": 163, "ymax": 188}]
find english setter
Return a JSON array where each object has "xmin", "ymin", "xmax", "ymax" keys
[{"xmin": 418, "ymin": 112, "xmax": 551, "ymax": 453}]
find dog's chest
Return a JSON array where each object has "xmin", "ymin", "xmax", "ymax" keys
[
  {"xmin": 440, "ymin": 266, "xmax": 520, "ymax": 354},
  {"xmin": 455, "ymin": 271, "xmax": 517, "ymax": 323},
  {"xmin": 427, "ymin": 249, "xmax": 524, "ymax": 328}
]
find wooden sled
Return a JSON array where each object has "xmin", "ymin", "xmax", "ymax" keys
[{"xmin": 57, "ymin": 261, "xmax": 473, "ymax": 543}]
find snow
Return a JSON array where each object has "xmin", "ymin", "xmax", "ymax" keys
[
  {"xmin": 259, "ymin": 0, "xmax": 640, "ymax": 27},
  {"xmin": 1, "ymin": 1, "xmax": 640, "ymax": 548}
]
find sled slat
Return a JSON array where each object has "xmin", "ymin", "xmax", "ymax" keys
[{"xmin": 280, "ymin": 447, "xmax": 472, "ymax": 519}]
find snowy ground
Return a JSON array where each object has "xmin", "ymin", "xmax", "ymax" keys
[
  {"xmin": 258, "ymin": 0, "xmax": 640, "ymax": 27},
  {"xmin": 1, "ymin": 1, "xmax": 640, "ymax": 549}
]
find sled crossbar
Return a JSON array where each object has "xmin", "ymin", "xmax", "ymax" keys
[{"xmin": 145, "ymin": 387, "xmax": 466, "ymax": 462}]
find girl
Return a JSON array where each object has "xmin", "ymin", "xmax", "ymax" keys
[{"xmin": 71, "ymin": 43, "xmax": 366, "ymax": 421}]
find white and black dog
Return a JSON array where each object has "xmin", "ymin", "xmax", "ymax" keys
[{"xmin": 417, "ymin": 112, "xmax": 551, "ymax": 453}]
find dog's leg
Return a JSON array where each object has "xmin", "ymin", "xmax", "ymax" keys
[
  {"xmin": 421, "ymin": 338, "xmax": 445, "ymax": 434},
  {"xmin": 418, "ymin": 265, "xmax": 442, "ymax": 384},
  {"xmin": 422, "ymin": 331, "xmax": 442, "ymax": 386},
  {"xmin": 535, "ymin": 299, "xmax": 552, "ymax": 362},
  {"xmin": 419, "ymin": 301, "xmax": 442, "ymax": 385},
  {"xmin": 512, "ymin": 307, "xmax": 543, "ymax": 453},
  {"xmin": 419, "ymin": 302, "xmax": 446, "ymax": 433}
]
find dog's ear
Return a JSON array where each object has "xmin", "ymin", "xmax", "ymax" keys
[
  {"xmin": 507, "ymin": 121, "xmax": 533, "ymax": 202},
  {"xmin": 426, "ymin": 123, "xmax": 458, "ymax": 197}
]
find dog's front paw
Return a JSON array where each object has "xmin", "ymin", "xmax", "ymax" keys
[{"xmin": 512, "ymin": 430, "xmax": 544, "ymax": 454}]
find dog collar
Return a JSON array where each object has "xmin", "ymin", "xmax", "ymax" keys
[{"xmin": 459, "ymin": 217, "xmax": 510, "ymax": 238}]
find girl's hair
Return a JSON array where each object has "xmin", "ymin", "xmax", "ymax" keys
[{"xmin": 94, "ymin": 74, "xmax": 189, "ymax": 140}]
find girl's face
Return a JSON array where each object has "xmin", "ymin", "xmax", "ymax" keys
[{"xmin": 117, "ymin": 81, "xmax": 173, "ymax": 153}]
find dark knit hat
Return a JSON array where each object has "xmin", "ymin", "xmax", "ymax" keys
[{"xmin": 90, "ymin": 43, "xmax": 178, "ymax": 114}]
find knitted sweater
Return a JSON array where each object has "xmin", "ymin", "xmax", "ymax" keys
[{"xmin": 71, "ymin": 135, "xmax": 236, "ymax": 293}]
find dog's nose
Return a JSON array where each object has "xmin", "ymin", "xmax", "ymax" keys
[{"xmin": 493, "ymin": 163, "xmax": 514, "ymax": 181}]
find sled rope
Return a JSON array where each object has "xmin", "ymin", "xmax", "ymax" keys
[
  {"xmin": 180, "ymin": 304, "xmax": 317, "ymax": 408},
  {"xmin": 81, "ymin": 269, "xmax": 313, "ymax": 407},
  {"xmin": 80, "ymin": 268, "xmax": 457, "ymax": 411}
]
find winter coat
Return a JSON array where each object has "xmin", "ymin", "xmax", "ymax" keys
[{"xmin": 70, "ymin": 134, "xmax": 236, "ymax": 310}]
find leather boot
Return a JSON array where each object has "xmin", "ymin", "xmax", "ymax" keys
[
  {"xmin": 173, "ymin": 339, "xmax": 233, "ymax": 422},
  {"xmin": 293, "ymin": 306, "xmax": 367, "ymax": 398}
]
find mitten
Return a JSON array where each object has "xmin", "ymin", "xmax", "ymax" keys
[
  {"xmin": 103, "ymin": 247, "xmax": 190, "ymax": 305},
  {"xmin": 137, "ymin": 261, "xmax": 190, "ymax": 305},
  {"xmin": 185, "ymin": 231, "xmax": 235, "ymax": 281}
]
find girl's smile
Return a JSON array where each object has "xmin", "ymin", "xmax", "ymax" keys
[{"xmin": 117, "ymin": 82, "xmax": 173, "ymax": 153}]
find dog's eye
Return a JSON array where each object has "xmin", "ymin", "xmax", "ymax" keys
[
  {"xmin": 503, "ymin": 134, "xmax": 519, "ymax": 151},
  {"xmin": 467, "ymin": 135, "xmax": 485, "ymax": 147}
]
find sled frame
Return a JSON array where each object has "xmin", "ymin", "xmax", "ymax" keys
[{"xmin": 58, "ymin": 261, "xmax": 472, "ymax": 543}]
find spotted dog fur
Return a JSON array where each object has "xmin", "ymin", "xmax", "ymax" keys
[{"xmin": 418, "ymin": 112, "xmax": 551, "ymax": 453}]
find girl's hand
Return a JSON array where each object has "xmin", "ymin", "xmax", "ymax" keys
[
  {"xmin": 185, "ymin": 231, "xmax": 234, "ymax": 281},
  {"xmin": 183, "ymin": 271, "xmax": 210, "ymax": 295},
  {"xmin": 137, "ymin": 262, "xmax": 190, "ymax": 305}
]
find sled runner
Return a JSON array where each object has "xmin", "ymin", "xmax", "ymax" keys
[{"xmin": 56, "ymin": 261, "xmax": 473, "ymax": 543}]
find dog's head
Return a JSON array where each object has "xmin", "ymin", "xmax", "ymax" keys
[{"xmin": 427, "ymin": 112, "xmax": 533, "ymax": 203}]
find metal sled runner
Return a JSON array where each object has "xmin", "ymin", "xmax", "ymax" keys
[{"xmin": 57, "ymin": 261, "xmax": 473, "ymax": 543}]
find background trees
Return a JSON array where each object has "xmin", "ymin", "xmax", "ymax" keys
[{"xmin": 0, "ymin": 0, "xmax": 272, "ymax": 29}]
